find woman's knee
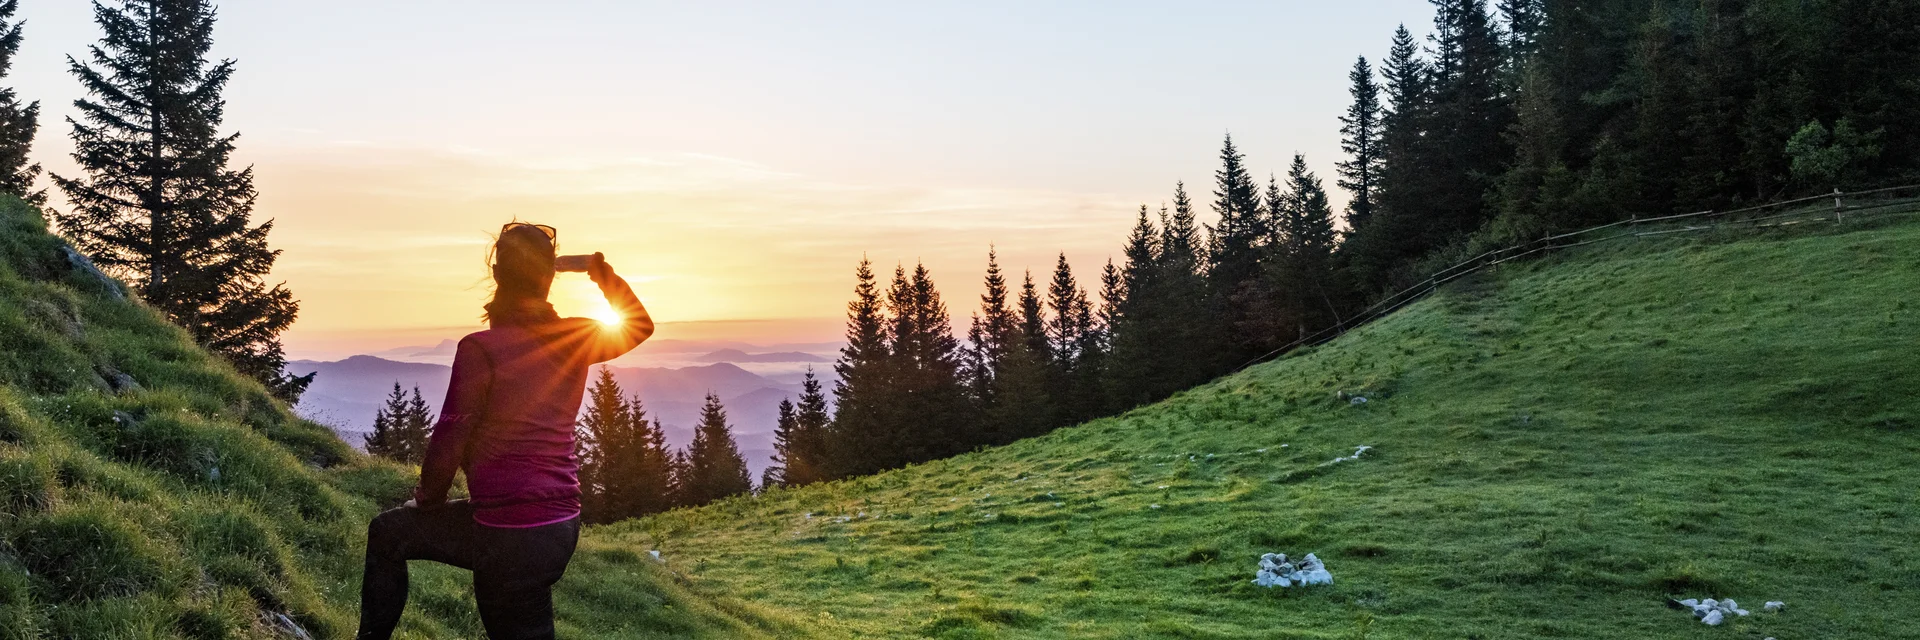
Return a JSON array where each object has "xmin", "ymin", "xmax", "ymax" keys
[{"xmin": 365, "ymin": 508, "xmax": 414, "ymax": 557}]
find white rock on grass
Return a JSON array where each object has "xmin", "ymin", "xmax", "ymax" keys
[
  {"xmin": 1322, "ymin": 445, "xmax": 1374, "ymax": 466},
  {"xmin": 1251, "ymin": 552, "xmax": 1333, "ymax": 588},
  {"xmin": 1674, "ymin": 597, "xmax": 1752, "ymax": 625},
  {"xmin": 1764, "ymin": 601, "xmax": 1786, "ymax": 612}
]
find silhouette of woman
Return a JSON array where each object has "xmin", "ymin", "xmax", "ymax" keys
[{"xmin": 357, "ymin": 222, "xmax": 653, "ymax": 639}]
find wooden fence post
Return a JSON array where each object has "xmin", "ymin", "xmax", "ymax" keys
[{"xmin": 1835, "ymin": 188, "xmax": 1844, "ymax": 223}]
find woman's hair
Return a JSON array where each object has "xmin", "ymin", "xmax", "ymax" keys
[{"xmin": 482, "ymin": 223, "xmax": 558, "ymax": 324}]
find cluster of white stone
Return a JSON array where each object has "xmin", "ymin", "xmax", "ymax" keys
[
  {"xmin": 1252, "ymin": 552, "xmax": 1333, "ymax": 588},
  {"xmin": 1674, "ymin": 597, "xmax": 1761, "ymax": 625}
]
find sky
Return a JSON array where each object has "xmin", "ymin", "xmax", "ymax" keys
[{"xmin": 8, "ymin": 1, "xmax": 1437, "ymax": 359}]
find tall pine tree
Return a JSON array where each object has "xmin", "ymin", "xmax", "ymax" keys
[
  {"xmin": 679, "ymin": 393, "xmax": 751, "ymax": 506},
  {"xmin": 575, "ymin": 367, "xmax": 628, "ymax": 522},
  {"xmin": 0, "ymin": 0, "xmax": 40, "ymax": 205},
  {"xmin": 51, "ymin": 0, "xmax": 309, "ymax": 401},
  {"xmin": 1337, "ymin": 56, "xmax": 1384, "ymax": 231},
  {"xmin": 825, "ymin": 257, "xmax": 888, "ymax": 478},
  {"xmin": 963, "ymin": 249, "xmax": 1047, "ymax": 445},
  {"xmin": 1103, "ymin": 207, "xmax": 1163, "ymax": 409},
  {"xmin": 622, "ymin": 393, "xmax": 674, "ymax": 517}
]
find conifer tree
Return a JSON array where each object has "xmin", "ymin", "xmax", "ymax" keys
[
  {"xmin": 1497, "ymin": 0, "xmax": 1544, "ymax": 76},
  {"xmin": 623, "ymin": 394, "xmax": 674, "ymax": 516},
  {"xmin": 885, "ymin": 262, "xmax": 972, "ymax": 461},
  {"xmin": 825, "ymin": 257, "xmax": 888, "ymax": 478},
  {"xmin": 766, "ymin": 369, "xmax": 835, "ymax": 488},
  {"xmin": 51, "ymin": 0, "xmax": 309, "ymax": 401},
  {"xmin": 1276, "ymin": 154, "xmax": 1341, "ymax": 338},
  {"xmin": 363, "ymin": 383, "xmax": 409, "ymax": 462},
  {"xmin": 1017, "ymin": 271, "xmax": 1049, "ymax": 364},
  {"xmin": 1337, "ymin": 56, "xmax": 1384, "ymax": 231},
  {"xmin": 1206, "ymin": 135, "xmax": 1271, "ymax": 365},
  {"xmin": 1045, "ymin": 254, "xmax": 1091, "ymax": 367},
  {"xmin": 0, "ymin": 0, "xmax": 40, "ymax": 205},
  {"xmin": 1097, "ymin": 258, "xmax": 1122, "ymax": 338},
  {"xmin": 680, "ymin": 393, "xmax": 751, "ymax": 506},
  {"xmin": 1045, "ymin": 254, "xmax": 1099, "ymax": 424},
  {"xmin": 576, "ymin": 367, "xmax": 628, "ymax": 522},
  {"xmin": 1423, "ymin": 0, "xmax": 1512, "ymax": 238},
  {"xmin": 1206, "ymin": 134, "xmax": 1268, "ymax": 294},
  {"xmin": 964, "ymin": 249, "xmax": 1044, "ymax": 445},
  {"xmin": 962, "ymin": 249, "xmax": 1018, "ymax": 410},
  {"xmin": 665, "ymin": 448, "xmax": 693, "ymax": 509},
  {"xmin": 364, "ymin": 383, "xmax": 431, "ymax": 465},
  {"xmin": 1104, "ymin": 207, "xmax": 1163, "ymax": 409},
  {"xmin": 788, "ymin": 369, "xmax": 832, "ymax": 485},
  {"xmin": 401, "ymin": 386, "xmax": 433, "ymax": 464},
  {"xmin": 765, "ymin": 398, "xmax": 798, "ymax": 489}
]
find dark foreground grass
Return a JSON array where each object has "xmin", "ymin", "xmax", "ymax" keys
[
  {"xmin": 0, "ymin": 197, "xmax": 807, "ymax": 639},
  {"xmin": 603, "ymin": 216, "xmax": 1920, "ymax": 638}
]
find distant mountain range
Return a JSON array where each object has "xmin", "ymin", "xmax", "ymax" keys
[
  {"xmin": 693, "ymin": 348, "xmax": 830, "ymax": 363},
  {"xmin": 287, "ymin": 353, "xmax": 839, "ymax": 482}
]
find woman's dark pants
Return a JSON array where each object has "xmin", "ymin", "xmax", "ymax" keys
[{"xmin": 356, "ymin": 502, "xmax": 580, "ymax": 640}]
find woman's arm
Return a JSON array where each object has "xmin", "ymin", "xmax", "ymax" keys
[
  {"xmin": 413, "ymin": 336, "xmax": 493, "ymax": 507},
  {"xmin": 584, "ymin": 253, "xmax": 655, "ymax": 363}
]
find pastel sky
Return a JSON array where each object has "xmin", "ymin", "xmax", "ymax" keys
[{"xmin": 9, "ymin": 1, "xmax": 1435, "ymax": 358}]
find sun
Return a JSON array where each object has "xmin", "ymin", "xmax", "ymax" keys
[{"xmin": 589, "ymin": 305, "xmax": 623, "ymax": 327}]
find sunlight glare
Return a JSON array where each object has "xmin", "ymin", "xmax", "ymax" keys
[{"xmin": 589, "ymin": 304, "xmax": 622, "ymax": 327}]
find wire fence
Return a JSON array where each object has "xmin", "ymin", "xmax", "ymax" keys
[{"xmin": 1235, "ymin": 183, "xmax": 1920, "ymax": 372}]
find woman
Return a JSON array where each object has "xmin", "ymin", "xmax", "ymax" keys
[{"xmin": 357, "ymin": 222, "xmax": 654, "ymax": 640}]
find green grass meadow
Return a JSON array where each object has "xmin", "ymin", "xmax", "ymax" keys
[
  {"xmin": 5, "ymin": 190, "xmax": 1919, "ymax": 638},
  {"xmin": 602, "ymin": 214, "xmax": 1920, "ymax": 638}
]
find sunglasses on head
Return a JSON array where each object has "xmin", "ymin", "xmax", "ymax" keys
[{"xmin": 501, "ymin": 222, "xmax": 556, "ymax": 243}]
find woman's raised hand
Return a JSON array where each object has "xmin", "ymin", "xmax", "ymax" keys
[{"xmin": 586, "ymin": 252, "xmax": 613, "ymax": 284}]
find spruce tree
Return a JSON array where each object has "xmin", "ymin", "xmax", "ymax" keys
[
  {"xmin": 1276, "ymin": 154, "xmax": 1340, "ymax": 338},
  {"xmin": 962, "ymin": 249, "xmax": 1017, "ymax": 416},
  {"xmin": 1424, "ymin": 0, "xmax": 1513, "ymax": 239},
  {"xmin": 1044, "ymin": 254, "xmax": 1090, "ymax": 368},
  {"xmin": 400, "ymin": 386, "xmax": 433, "ymax": 465},
  {"xmin": 665, "ymin": 448, "xmax": 693, "ymax": 509},
  {"xmin": 785, "ymin": 368, "xmax": 832, "ymax": 486},
  {"xmin": 1205, "ymin": 135, "xmax": 1271, "ymax": 367},
  {"xmin": 364, "ymin": 383, "xmax": 431, "ymax": 464},
  {"xmin": 886, "ymin": 262, "xmax": 972, "ymax": 461},
  {"xmin": 1045, "ymin": 254, "xmax": 1098, "ymax": 424},
  {"xmin": 825, "ymin": 257, "xmax": 888, "ymax": 479},
  {"xmin": 625, "ymin": 395, "xmax": 674, "ymax": 515},
  {"xmin": 964, "ymin": 248, "xmax": 1034, "ymax": 445},
  {"xmin": 1497, "ymin": 0, "xmax": 1545, "ymax": 77},
  {"xmin": 765, "ymin": 398, "xmax": 798, "ymax": 489},
  {"xmin": 1337, "ymin": 56, "xmax": 1384, "ymax": 231},
  {"xmin": 1017, "ymin": 271, "xmax": 1049, "ymax": 364},
  {"xmin": 1206, "ymin": 134, "xmax": 1268, "ymax": 295},
  {"xmin": 576, "ymin": 367, "xmax": 629, "ymax": 522},
  {"xmin": 681, "ymin": 393, "xmax": 751, "ymax": 506},
  {"xmin": 51, "ymin": 0, "xmax": 309, "ymax": 401},
  {"xmin": 364, "ymin": 383, "xmax": 409, "ymax": 462},
  {"xmin": 767, "ymin": 371, "xmax": 834, "ymax": 487},
  {"xmin": 1156, "ymin": 184, "xmax": 1221, "ymax": 396},
  {"xmin": 0, "ymin": 0, "xmax": 40, "ymax": 205},
  {"xmin": 1345, "ymin": 24, "xmax": 1434, "ymax": 293},
  {"xmin": 1104, "ymin": 207, "xmax": 1163, "ymax": 409}
]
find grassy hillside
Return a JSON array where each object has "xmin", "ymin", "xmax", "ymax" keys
[
  {"xmin": 602, "ymin": 215, "xmax": 1920, "ymax": 638},
  {"xmin": 0, "ymin": 197, "xmax": 806, "ymax": 639}
]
